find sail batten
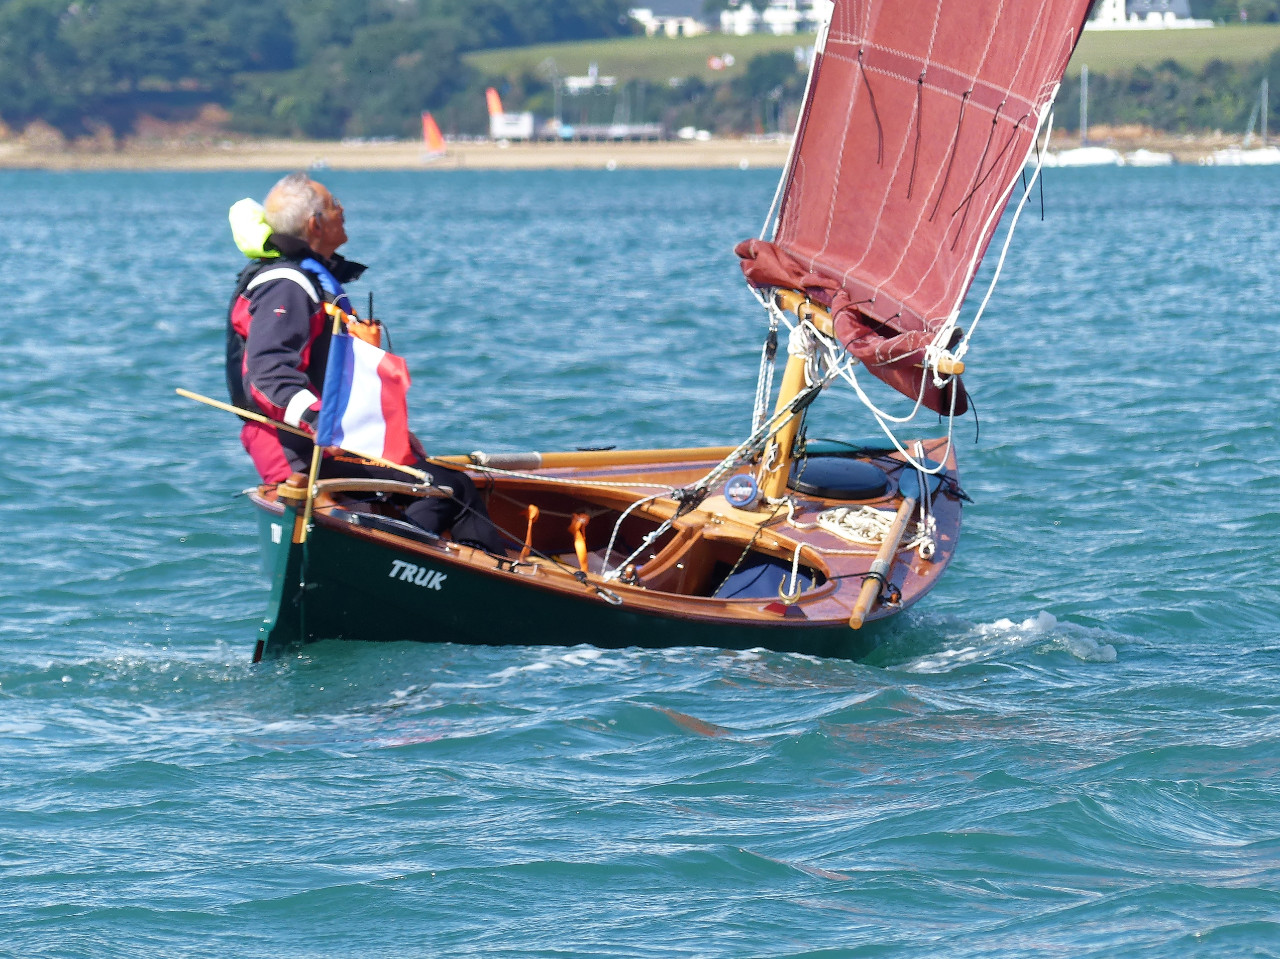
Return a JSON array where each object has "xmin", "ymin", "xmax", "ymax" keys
[{"xmin": 739, "ymin": 0, "xmax": 1096, "ymax": 414}]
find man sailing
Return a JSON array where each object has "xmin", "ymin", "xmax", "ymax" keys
[{"xmin": 225, "ymin": 172, "xmax": 505, "ymax": 552}]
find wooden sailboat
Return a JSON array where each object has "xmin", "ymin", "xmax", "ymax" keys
[{"xmin": 242, "ymin": 0, "xmax": 1098, "ymax": 662}]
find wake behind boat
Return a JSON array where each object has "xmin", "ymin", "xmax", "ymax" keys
[{"xmin": 229, "ymin": 0, "xmax": 1098, "ymax": 662}]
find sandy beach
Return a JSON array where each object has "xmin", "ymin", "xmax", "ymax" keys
[
  {"xmin": 0, "ymin": 137, "xmax": 797, "ymax": 172},
  {"xmin": 0, "ymin": 127, "xmax": 1240, "ymax": 172}
]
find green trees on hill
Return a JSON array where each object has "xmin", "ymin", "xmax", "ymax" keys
[
  {"xmin": 1057, "ymin": 52, "xmax": 1280, "ymax": 135},
  {"xmin": 4, "ymin": 0, "xmax": 1280, "ymax": 143},
  {"xmin": 0, "ymin": 0, "xmax": 635, "ymax": 139},
  {"xmin": 1192, "ymin": 0, "xmax": 1280, "ymax": 23}
]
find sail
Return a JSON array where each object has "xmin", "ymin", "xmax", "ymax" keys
[
  {"xmin": 422, "ymin": 111, "xmax": 446, "ymax": 156},
  {"xmin": 737, "ymin": 0, "xmax": 1096, "ymax": 414}
]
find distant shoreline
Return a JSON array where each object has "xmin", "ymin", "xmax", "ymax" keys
[
  {"xmin": 0, "ymin": 129, "xmax": 1249, "ymax": 171},
  {"xmin": 0, "ymin": 138, "xmax": 796, "ymax": 172}
]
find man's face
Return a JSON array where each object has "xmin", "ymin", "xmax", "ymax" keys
[{"xmin": 308, "ymin": 181, "xmax": 348, "ymax": 258}]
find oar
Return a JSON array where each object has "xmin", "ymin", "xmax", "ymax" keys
[
  {"xmin": 848, "ymin": 468, "xmax": 941, "ymax": 629},
  {"xmin": 175, "ymin": 388, "xmax": 427, "ymax": 481}
]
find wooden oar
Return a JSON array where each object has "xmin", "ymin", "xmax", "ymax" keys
[
  {"xmin": 175, "ymin": 388, "xmax": 427, "ymax": 482},
  {"xmin": 847, "ymin": 495, "xmax": 917, "ymax": 630},
  {"xmin": 848, "ymin": 468, "xmax": 940, "ymax": 629}
]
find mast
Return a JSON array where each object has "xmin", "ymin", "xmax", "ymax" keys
[
  {"xmin": 1264, "ymin": 77, "xmax": 1269, "ymax": 146},
  {"xmin": 1080, "ymin": 64, "xmax": 1089, "ymax": 146}
]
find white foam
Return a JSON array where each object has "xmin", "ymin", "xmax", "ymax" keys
[{"xmin": 903, "ymin": 611, "xmax": 1119, "ymax": 673}]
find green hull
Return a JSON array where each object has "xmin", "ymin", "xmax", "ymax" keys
[{"xmin": 253, "ymin": 503, "xmax": 884, "ymax": 663}]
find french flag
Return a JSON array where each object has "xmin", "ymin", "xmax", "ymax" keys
[{"xmin": 315, "ymin": 333, "xmax": 414, "ymax": 465}]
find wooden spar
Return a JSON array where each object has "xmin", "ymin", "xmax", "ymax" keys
[
  {"xmin": 182, "ymin": 386, "xmax": 717, "ymax": 481},
  {"xmin": 847, "ymin": 493, "xmax": 917, "ymax": 629},
  {"xmin": 176, "ymin": 388, "xmax": 427, "ymax": 481},
  {"xmin": 774, "ymin": 288, "xmax": 834, "ymax": 336},
  {"xmin": 427, "ymin": 446, "xmax": 737, "ymax": 470},
  {"xmin": 757, "ymin": 348, "xmax": 810, "ymax": 500},
  {"xmin": 299, "ymin": 312, "xmax": 347, "ymax": 543},
  {"xmin": 299, "ymin": 441, "xmax": 324, "ymax": 542},
  {"xmin": 756, "ymin": 290, "xmax": 825, "ymax": 500},
  {"xmin": 771, "ymin": 289, "xmax": 965, "ymax": 376},
  {"xmin": 176, "ymin": 388, "xmax": 310, "ymax": 438}
]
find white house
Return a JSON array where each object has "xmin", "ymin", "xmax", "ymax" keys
[
  {"xmin": 720, "ymin": 1, "xmax": 830, "ymax": 36},
  {"xmin": 631, "ymin": 1, "xmax": 711, "ymax": 37},
  {"xmin": 1086, "ymin": 0, "xmax": 1213, "ymax": 29}
]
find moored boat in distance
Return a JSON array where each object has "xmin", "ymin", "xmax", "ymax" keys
[
  {"xmin": 1204, "ymin": 144, "xmax": 1280, "ymax": 166},
  {"xmin": 1044, "ymin": 65, "xmax": 1124, "ymax": 166},
  {"xmin": 236, "ymin": 0, "xmax": 1100, "ymax": 663},
  {"xmin": 1124, "ymin": 148, "xmax": 1174, "ymax": 167},
  {"xmin": 1204, "ymin": 79, "xmax": 1280, "ymax": 166},
  {"xmin": 1052, "ymin": 145, "xmax": 1125, "ymax": 167}
]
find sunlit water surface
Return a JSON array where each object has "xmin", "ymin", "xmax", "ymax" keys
[{"xmin": 0, "ymin": 167, "xmax": 1277, "ymax": 957}]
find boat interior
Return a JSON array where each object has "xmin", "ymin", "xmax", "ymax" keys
[{"xmin": 307, "ymin": 473, "xmax": 833, "ymax": 602}]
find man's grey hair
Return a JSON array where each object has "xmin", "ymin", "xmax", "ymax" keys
[{"xmin": 263, "ymin": 172, "xmax": 324, "ymax": 239}]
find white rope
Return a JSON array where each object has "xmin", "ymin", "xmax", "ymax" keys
[
  {"xmin": 951, "ymin": 102, "xmax": 1058, "ymax": 364},
  {"xmin": 912, "ymin": 440, "xmax": 936, "ymax": 561},
  {"xmin": 816, "ymin": 506, "xmax": 897, "ymax": 544},
  {"xmin": 802, "ymin": 320, "xmax": 956, "ymax": 476},
  {"xmin": 808, "ymin": 505, "xmax": 936, "ymax": 556},
  {"xmin": 780, "ymin": 542, "xmax": 806, "ymax": 600},
  {"xmin": 751, "ymin": 303, "xmax": 782, "ymax": 433},
  {"xmin": 598, "ymin": 489, "xmax": 674, "ymax": 577},
  {"xmin": 600, "ymin": 376, "xmax": 831, "ymax": 582},
  {"xmin": 456, "ymin": 460, "xmax": 676, "ymax": 492}
]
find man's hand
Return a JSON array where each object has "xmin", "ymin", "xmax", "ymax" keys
[{"xmin": 298, "ymin": 402, "xmax": 321, "ymax": 436}]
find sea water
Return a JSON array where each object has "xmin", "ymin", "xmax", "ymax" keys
[{"xmin": 0, "ymin": 167, "xmax": 1276, "ymax": 957}]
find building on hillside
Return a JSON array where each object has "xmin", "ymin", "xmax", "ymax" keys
[
  {"xmin": 719, "ymin": 1, "xmax": 832, "ymax": 36},
  {"xmin": 1086, "ymin": 0, "xmax": 1213, "ymax": 29},
  {"xmin": 631, "ymin": 1, "xmax": 711, "ymax": 37},
  {"xmin": 563, "ymin": 63, "xmax": 617, "ymax": 96}
]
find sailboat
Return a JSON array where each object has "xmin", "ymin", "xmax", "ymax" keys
[
  {"xmin": 1208, "ymin": 78, "xmax": 1280, "ymax": 166},
  {"xmin": 1051, "ymin": 65, "xmax": 1125, "ymax": 167},
  {"xmin": 235, "ymin": 0, "xmax": 1098, "ymax": 663},
  {"xmin": 420, "ymin": 111, "xmax": 447, "ymax": 161}
]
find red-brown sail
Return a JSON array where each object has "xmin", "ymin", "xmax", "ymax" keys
[{"xmin": 738, "ymin": 0, "xmax": 1096, "ymax": 413}]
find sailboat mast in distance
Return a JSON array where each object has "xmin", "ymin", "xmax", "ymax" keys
[
  {"xmin": 1081, "ymin": 64, "xmax": 1089, "ymax": 145},
  {"xmin": 737, "ymin": 0, "xmax": 1097, "ymax": 415}
]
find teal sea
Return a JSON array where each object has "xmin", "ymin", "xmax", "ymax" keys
[{"xmin": 1, "ymin": 166, "xmax": 1277, "ymax": 957}]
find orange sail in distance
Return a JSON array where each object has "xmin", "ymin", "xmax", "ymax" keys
[
  {"xmin": 485, "ymin": 88, "xmax": 504, "ymax": 117},
  {"xmin": 421, "ymin": 112, "xmax": 446, "ymax": 157}
]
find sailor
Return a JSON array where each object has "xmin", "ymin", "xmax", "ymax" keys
[{"xmin": 225, "ymin": 172, "xmax": 506, "ymax": 552}]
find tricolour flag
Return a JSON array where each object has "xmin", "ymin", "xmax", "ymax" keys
[{"xmin": 316, "ymin": 333, "xmax": 414, "ymax": 465}]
